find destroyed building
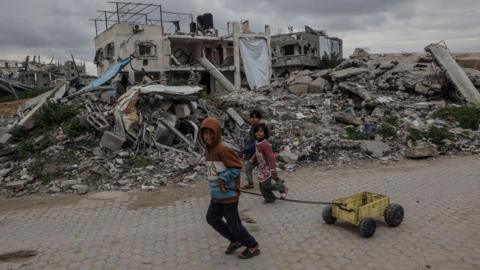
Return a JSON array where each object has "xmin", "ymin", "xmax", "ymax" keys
[
  {"xmin": 18, "ymin": 56, "xmax": 54, "ymax": 88},
  {"xmin": 63, "ymin": 60, "xmax": 87, "ymax": 81},
  {"xmin": 91, "ymin": 2, "xmax": 272, "ymax": 92},
  {"xmin": 1, "ymin": 39, "xmax": 480, "ymax": 197},
  {"xmin": 0, "ymin": 60, "xmax": 23, "ymax": 78},
  {"xmin": 1, "ymin": 1, "xmax": 480, "ymax": 198},
  {"xmin": 16, "ymin": 56, "xmax": 88, "ymax": 88},
  {"xmin": 271, "ymin": 26, "xmax": 343, "ymax": 77}
]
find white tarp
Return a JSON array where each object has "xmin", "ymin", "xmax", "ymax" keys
[
  {"xmin": 320, "ymin": 37, "xmax": 342, "ymax": 60},
  {"xmin": 319, "ymin": 36, "xmax": 332, "ymax": 59},
  {"xmin": 239, "ymin": 38, "xmax": 270, "ymax": 90}
]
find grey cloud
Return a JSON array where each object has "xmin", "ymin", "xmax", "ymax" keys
[
  {"xmin": 223, "ymin": 0, "xmax": 415, "ymax": 18},
  {"xmin": 0, "ymin": 0, "xmax": 478, "ymax": 65}
]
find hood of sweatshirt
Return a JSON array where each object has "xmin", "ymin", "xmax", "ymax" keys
[{"xmin": 199, "ymin": 116, "xmax": 222, "ymax": 148}]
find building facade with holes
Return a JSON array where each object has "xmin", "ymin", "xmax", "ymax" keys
[
  {"xmin": 271, "ymin": 27, "xmax": 343, "ymax": 77},
  {"xmin": 92, "ymin": 2, "xmax": 271, "ymax": 93}
]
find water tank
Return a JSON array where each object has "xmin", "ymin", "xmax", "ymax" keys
[
  {"xmin": 190, "ymin": 22, "xmax": 197, "ymax": 33},
  {"xmin": 202, "ymin": 13, "xmax": 214, "ymax": 29},
  {"xmin": 196, "ymin": 15, "xmax": 204, "ymax": 28},
  {"xmin": 196, "ymin": 13, "xmax": 214, "ymax": 30}
]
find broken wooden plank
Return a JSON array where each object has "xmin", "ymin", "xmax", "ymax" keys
[{"xmin": 425, "ymin": 44, "xmax": 480, "ymax": 104}]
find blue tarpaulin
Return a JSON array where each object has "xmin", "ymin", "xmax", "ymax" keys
[
  {"xmin": 87, "ymin": 57, "xmax": 131, "ymax": 89},
  {"xmin": 81, "ymin": 58, "xmax": 131, "ymax": 92},
  {"xmin": 66, "ymin": 58, "xmax": 131, "ymax": 99}
]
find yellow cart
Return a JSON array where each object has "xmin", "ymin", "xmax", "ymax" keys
[{"xmin": 322, "ymin": 192, "xmax": 404, "ymax": 238}]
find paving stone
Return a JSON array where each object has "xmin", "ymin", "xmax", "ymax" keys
[{"xmin": 0, "ymin": 156, "xmax": 478, "ymax": 269}]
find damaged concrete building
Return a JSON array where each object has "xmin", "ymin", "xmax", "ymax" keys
[
  {"xmin": 63, "ymin": 60, "xmax": 87, "ymax": 81},
  {"xmin": 91, "ymin": 2, "xmax": 272, "ymax": 92},
  {"xmin": 15, "ymin": 56, "xmax": 87, "ymax": 88},
  {"xmin": 0, "ymin": 60, "xmax": 23, "ymax": 78},
  {"xmin": 271, "ymin": 26, "xmax": 343, "ymax": 77}
]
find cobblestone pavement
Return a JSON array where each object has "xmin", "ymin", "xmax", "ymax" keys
[{"xmin": 1, "ymin": 156, "xmax": 479, "ymax": 270}]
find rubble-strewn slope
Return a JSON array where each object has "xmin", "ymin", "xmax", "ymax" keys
[{"xmin": 1, "ymin": 48, "xmax": 480, "ymax": 197}]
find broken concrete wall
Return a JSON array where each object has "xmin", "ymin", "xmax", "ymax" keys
[{"xmin": 426, "ymin": 44, "xmax": 480, "ymax": 104}]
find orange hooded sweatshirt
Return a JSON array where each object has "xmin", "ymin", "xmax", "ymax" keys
[{"xmin": 199, "ymin": 117, "xmax": 243, "ymax": 204}]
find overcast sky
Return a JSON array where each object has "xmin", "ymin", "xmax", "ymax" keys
[{"xmin": 1, "ymin": 0, "xmax": 479, "ymax": 75}]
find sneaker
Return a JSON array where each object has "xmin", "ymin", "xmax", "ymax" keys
[
  {"xmin": 280, "ymin": 187, "xmax": 288, "ymax": 200},
  {"xmin": 225, "ymin": 241, "xmax": 243, "ymax": 255},
  {"xmin": 238, "ymin": 246, "xmax": 261, "ymax": 259}
]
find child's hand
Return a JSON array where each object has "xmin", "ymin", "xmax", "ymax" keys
[{"xmin": 219, "ymin": 181, "xmax": 227, "ymax": 192}]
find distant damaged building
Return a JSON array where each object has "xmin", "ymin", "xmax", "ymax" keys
[
  {"xmin": 63, "ymin": 60, "xmax": 87, "ymax": 81},
  {"xmin": 0, "ymin": 60, "xmax": 23, "ymax": 78},
  {"xmin": 271, "ymin": 26, "xmax": 343, "ymax": 77},
  {"xmin": 16, "ymin": 57, "xmax": 87, "ymax": 88},
  {"xmin": 91, "ymin": 2, "xmax": 272, "ymax": 92}
]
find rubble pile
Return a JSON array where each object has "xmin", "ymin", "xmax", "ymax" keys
[
  {"xmin": 1, "ymin": 43, "xmax": 480, "ymax": 197},
  {"xmin": 0, "ymin": 82, "xmax": 250, "ymax": 197},
  {"xmin": 218, "ymin": 48, "xmax": 480, "ymax": 166}
]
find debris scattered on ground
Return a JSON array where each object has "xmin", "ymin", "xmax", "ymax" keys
[{"xmin": 1, "ymin": 42, "xmax": 479, "ymax": 197}]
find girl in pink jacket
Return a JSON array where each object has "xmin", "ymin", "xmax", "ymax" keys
[{"xmin": 249, "ymin": 123, "xmax": 288, "ymax": 203}]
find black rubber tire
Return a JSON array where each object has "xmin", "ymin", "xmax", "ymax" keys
[
  {"xmin": 384, "ymin": 203, "xmax": 404, "ymax": 227},
  {"xmin": 322, "ymin": 205, "xmax": 337, "ymax": 224},
  {"xmin": 359, "ymin": 218, "xmax": 376, "ymax": 238}
]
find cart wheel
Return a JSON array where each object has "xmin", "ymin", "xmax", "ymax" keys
[
  {"xmin": 359, "ymin": 218, "xmax": 376, "ymax": 238},
  {"xmin": 322, "ymin": 205, "xmax": 337, "ymax": 224},
  {"xmin": 384, "ymin": 204, "xmax": 404, "ymax": 227}
]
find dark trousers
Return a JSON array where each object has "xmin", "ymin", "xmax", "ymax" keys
[
  {"xmin": 259, "ymin": 178, "xmax": 286, "ymax": 202},
  {"xmin": 244, "ymin": 162, "xmax": 258, "ymax": 185},
  {"xmin": 206, "ymin": 201, "xmax": 258, "ymax": 248}
]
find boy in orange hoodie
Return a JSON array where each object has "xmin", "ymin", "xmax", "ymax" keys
[{"xmin": 200, "ymin": 117, "xmax": 260, "ymax": 259}]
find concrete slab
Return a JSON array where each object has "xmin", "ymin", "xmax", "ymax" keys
[
  {"xmin": 334, "ymin": 112, "xmax": 362, "ymax": 126},
  {"xmin": 330, "ymin": 67, "xmax": 370, "ymax": 81},
  {"xmin": 18, "ymin": 89, "xmax": 56, "ymax": 130},
  {"xmin": 405, "ymin": 144, "xmax": 439, "ymax": 158},
  {"xmin": 0, "ymin": 130, "xmax": 12, "ymax": 145},
  {"xmin": 52, "ymin": 84, "xmax": 68, "ymax": 102},
  {"xmin": 288, "ymin": 84, "xmax": 309, "ymax": 94},
  {"xmin": 100, "ymin": 131, "xmax": 126, "ymax": 152},
  {"xmin": 226, "ymin": 107, "xmax": 245, "ymax": 127},
  {"xmin": 174, "ymin": 104, "xmax": 191, "ymax": 118},
  {"xmin": 5, "ymin": 180, "xmax": 27, "ymax": 189},
  {"xmin": 360, "ymin": 141, "xmax": 390, "ymax": 157},
  {"xmin": 426, "ymin": 44, "xmax": 480, "ymax": 104}
]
